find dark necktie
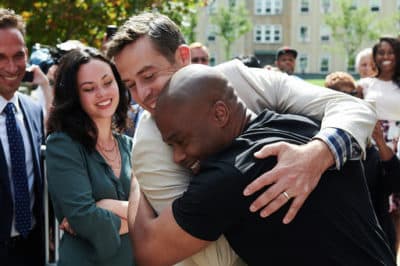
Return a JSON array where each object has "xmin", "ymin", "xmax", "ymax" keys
[{"xmin": 4, "ymin": 102, "xmax": 32, "ymax": 237}]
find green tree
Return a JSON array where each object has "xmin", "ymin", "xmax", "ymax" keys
[
  {"xmin": 154, "ymin": 0, "xmax": 205, "ymax": 44},
  {"xmin": 210, "ymin": 2, "xmax": 251, "ymax": 60},
  {"xmin": 1, "ymin": 0, "xmax": 204, "ymax": 50},
  {"xmin": 324, "ymin": 0, "xmax": 391, "ymax": 72}
]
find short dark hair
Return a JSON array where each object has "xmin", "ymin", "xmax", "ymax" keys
[
  {"xmin": 276, "ymin": 46, "xmax": 297, "ymax": 60},
  {"xmin": 106, "ymin": 12, "xmax": 186, "ymax": 63},
  {"xmin": 0, "ymin": 8, "xmax": 26, "ymax": 36},
  {"xmin": 47, "ymin": 47, "xmax": 130, "ymax": 150},
  {"xmin": 235, "ymin": 55, "xmax": 261, "ymax": 68},
  {"xmin": 373, "ymin": 37, "xmax": 400, "ymax": 87}
]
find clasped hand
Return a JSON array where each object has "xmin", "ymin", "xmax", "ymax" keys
[{"xmin": 243, "ymin": 140, "xmax": 334, "ymax": 224}]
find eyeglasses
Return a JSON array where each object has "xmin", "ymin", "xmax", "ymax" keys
[{"xmin": 191, "ymin": 57, "xmax": 209, "ymax": 64}]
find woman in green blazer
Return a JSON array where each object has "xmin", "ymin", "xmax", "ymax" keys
[{"xmin": 46, "ymin": 47, "xmax": 135, "ymax": 266}]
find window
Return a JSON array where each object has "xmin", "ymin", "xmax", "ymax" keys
[
  {"xmin": 350, "ymin": 0, "xmax": 358, "ymax": 10},
  {"xmin": 207, "ymin": 1, "xmax": 217, "ymax": 14},
  {"xmin": 254, "ymin": 24, "xmax": 282, "ymax": 43},
  {"xmin": 397, "ymin": 0, "xmax": 400, "ymax": 10},
  {"xmin": 298, "ymin": 54, "xmax": 308, "ymax": 73},
  {"xmin": 254, "ymin": 0, "xmax": 282, "ymax": 15},
  {"xmin": 207, "ymin": 25, "xmax": 216, "ymax": 42},
  {"xmin": 320, "ymin": 55, "xmax": 330, "ymax": 73},
  {"xmin": 299, "ymin": 25, "xmax": 310, "ymax": 42},
  {"xmin": 255, "ymin": 0, "xmax": 263, "ymax": 14},
  {"xmin": 300, "ymin": 0, "xmax": 310, "ymax": 13},
  {"xmin": 370, "ymin": 0, "xmax": 381, "ymax": 12},
  {"xmin": 320, "ymin": 0, "xmax": 331, "ymax": 13},
  {"xmin": 320, "ymin": 25, "xmax": 331, "ymax": 42},
  {"xmin": 229, "ymin": 0, "xmax": 236, "ymax": 8},
  {"xmin": 209, "ymin": 53, "xmax": 216, "ymax": 66}
]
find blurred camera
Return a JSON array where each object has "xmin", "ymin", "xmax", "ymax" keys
[{"xmin": 22, "ymin": 70, "xmax": 34, "ymax": 82}]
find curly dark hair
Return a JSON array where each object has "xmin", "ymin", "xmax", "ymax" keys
[
  {"xmin": 372, "ymin": 37, "xmax": 400, "ymax": 87},
  {"xmin": 47, "ymin": 47, "xmax": 130, "ymax": 150}
]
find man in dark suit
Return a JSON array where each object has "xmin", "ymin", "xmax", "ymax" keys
[{"xmin": 0, "ymin": 8, "xmax": 46, "ymax": 266}]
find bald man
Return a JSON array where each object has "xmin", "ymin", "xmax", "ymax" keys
[{"xmin": 128, "ymin": 64, "xmax": 395, "ymax": 266}]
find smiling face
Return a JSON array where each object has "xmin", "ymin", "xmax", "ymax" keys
[
  {"xmin": 77, "ymin": 59, "xmax": 119, "ymax": 124},
  {"xmin": 156, "ymin": 99, "xmax": 223, "ymax": 173},
  {"xmin": 375, "ymin": 40, "xmax": 396, "ymax": 77},
  {"xmin": 114, "ymin": 36, "xmax": 189, "ymax": 114},
  {"xmin": 0, "ymin": 28, "xmax": 27, "ymax": 100}
]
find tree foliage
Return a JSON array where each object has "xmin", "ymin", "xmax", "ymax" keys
[
  {"xmin": 324, "ymin": 0, "xmax": 390, "ymax": 71},
  {"xmin": 210, "ymin": 2, "xmax": 251, "ymax": 60},
  {"xmin": 1, "ymin": 0, "xmax": 205, "ymax": 50}
]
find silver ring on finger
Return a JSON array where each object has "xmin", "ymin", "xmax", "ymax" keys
[{"xmin": 282, "ymin": 191, "xmax": 290, "ymax": 201}]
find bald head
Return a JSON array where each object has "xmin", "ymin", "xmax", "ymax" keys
[
  {"xmin": 154, "ymin": 64, "xmax": 248, "ymax": 167},
  {"xmin": 157, "ymin": 64, "xmax": 234, "ymax": 110}
]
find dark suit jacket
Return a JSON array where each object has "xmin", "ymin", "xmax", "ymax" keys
[{"xmin": 0, "ymin": 93, "xmax": 45, "ymax": 242}]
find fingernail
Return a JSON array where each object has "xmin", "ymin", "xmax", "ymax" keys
[
  {"xmin": 249, "ymin": 205, "xmax": 256, "ymax": 212},
  {"xmin": 283, "ymin": 218, "xmax": 289, "ymax": 224},
  {"xmin": 260, "ymin": 212, "xmax": 268, "ymax": 218},
  {"xmin": 243, "ymin": 188, "xmax": 250, "ymax": 196}
]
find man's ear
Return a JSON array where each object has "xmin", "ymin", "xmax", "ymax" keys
[
  {"xmin": 212, "ymin": 100, "xmax": 230, "ymax": 127},
  {"xmin": 175, "ymin": 45, "xmax": 191, "ymax": 67}
]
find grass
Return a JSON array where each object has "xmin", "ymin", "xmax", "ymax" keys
[{"xmin": 304, "ymin": 79, "xmax": 326, "ymax": 87}]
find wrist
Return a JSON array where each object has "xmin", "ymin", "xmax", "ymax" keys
[{"xmin": 307, "ymin": 139, "xmax": 335, "ymax": 171}]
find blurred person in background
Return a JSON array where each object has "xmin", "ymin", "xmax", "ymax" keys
[
  {"xmin": 274, "ymin": 46, "xmax": 297, "ymax": 75},
  {"xmin": 189, "ymin": 42, "xmax": 209, "ymax": 65},
  {"xmin": 0, "ymin": 8, "xmax": 45, "ymax": 266},
  {"xmin": 326, "ymin": 71, "xmax": 400, "ymax": 254},
  {"xmin": 355, "ymin": 48, "xmax": 377, "ymax": 79},
  {"xmin": 358, "ymin": 37, "xmax": 400, "ymax": 253}
]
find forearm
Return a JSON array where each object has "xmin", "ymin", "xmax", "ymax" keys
[
  {"xmin": 96, "ymin": 199, "xmax": 128, "ymax": 219},
  {"xmin": 277, "ymin": 76, "xmax": 376, "ymax": 154},
  {"xmin": 128, "ymin": 176, "xmax": 141, "ymax": 232},
  {"xmin": 375, "ymin": 140, "xmax": 394, "ymax": 161}
]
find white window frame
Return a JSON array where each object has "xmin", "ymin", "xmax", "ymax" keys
[
  {"xmin": 320, "ymin": 0, "xmax": 331, "ymax": 13},
  {"xmin": 207, "ymin": 25, "xmax": 216, "ymax": 42},
  {"xmin": 320, "ymin": 55, "xmax": 330, "ymax": 73},
  {"xmin": 207, "ymin": 1, "xmax": 217, "ymax": 14},
  {"xmin": 253, "ymin": 24, "xmax": 282, "ymax": 44},
  {"xmin": 299, "ymin": 25, "xmax": 310, "ymax": 42},
  {"xmin": 229, "ymin": 0, "xmax": 236, "ymax": 8},
  {"xmin": 369, "ymin": 0, "xmax": 381, "ymax": 12},
  {"xmin": 320, "ymin": 25, "xmax": 330, "ymax": 42},
  {"xmin": 254, "ymin": 0, "xmax": 263, "ymax": 14},
  {"xmin": 298, "ymin": 53, "xmax": 309, "ymax": 73},
  {"xmin": 350, "ymin": 0, "xmax": 358, "ymax": 9},
  {"xmin": 254, "ymin": 0, "xmax": 282, "ymax": 15},
  {"xmin": 300, "ymin": 0, "xmax": 310, "ymax": 13},
  {"xmin": 254, "ymin": 25, "xmax": 263, "ymax": 42}
]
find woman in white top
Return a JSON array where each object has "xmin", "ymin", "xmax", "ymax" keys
[
  {"xmin": 358, "ymin": 37, "xmax": 400, "ymax": 148},
  {"xmin": 358, "ymin": 36, "xmax": 400, "ymax": 252}
]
